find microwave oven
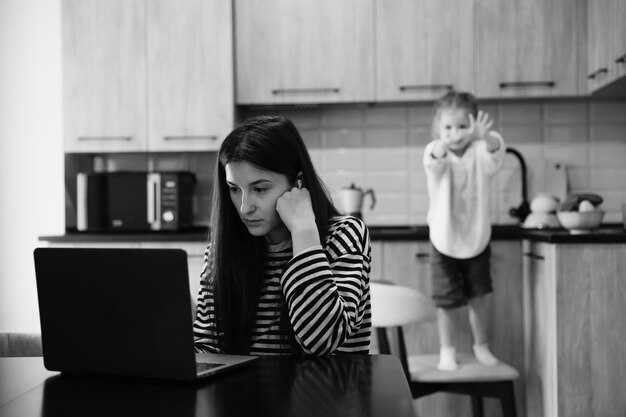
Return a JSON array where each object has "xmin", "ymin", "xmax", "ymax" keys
[{"xmin": 76, "ymin": 171, "xmax": 196, "ymax": 232}]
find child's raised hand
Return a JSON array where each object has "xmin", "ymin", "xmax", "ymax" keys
[
  {"xmin": 431, "ymin": 139, "xmax": 449, "ymax": 158},
  {"xmin": 469, "ymin": 110, "xmax": 493, "ymax": 141}
]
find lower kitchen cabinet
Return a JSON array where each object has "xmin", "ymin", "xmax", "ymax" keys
[
  {"xmin": 373, "ymin": 239, "xmax": 524, "ymax": 417},
  {"xmin": 523, "ymin": 241, "xmax": 626, "ymax": 417},
  {"xmin": 42, "ymin": 240, "xmax": 207, "ymax": 300}
]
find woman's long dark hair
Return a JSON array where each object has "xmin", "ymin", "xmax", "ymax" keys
[{"xmin": 210, "ymin": 115, "xmax": 340, "ymax": 354}]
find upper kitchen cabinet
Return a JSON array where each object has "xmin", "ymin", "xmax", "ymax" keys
[
  {"xmin": 587, "ymin": 0, "xmax": 626, "ymax": 93},
  {"xmin": 147, "ymin": 0, "xmax": 233, "ymax": 151},
  {"xmin": 475, "ymin": 0, "xmax": 585, "ymax": 98},
  {"xmin": 234, "ymin": 0, "xmax": 375, "ymax": 105},
  {"xmin": 63, "ymin": 0, "xmax": 147, "ymax": 152},
  {"xmin": 62, "ymin": 0, "xmax": 234, "ymax": 153},
  {"xmin": 375, "ymin": 0, "xmax": 474, "ymax": 102}
]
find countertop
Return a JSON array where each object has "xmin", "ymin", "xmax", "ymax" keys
[{"xmin": 39, "ymin": 224, "xmax": 626, "ymax": 244}]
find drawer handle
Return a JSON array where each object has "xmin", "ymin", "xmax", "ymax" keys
[
  {"xmin": 615, "ymin": 53, "xmax": 626, "ymax": 64},
  {"xmin": 499, "ymin": 81, "xmax": 555, "ymax": 89},
  {"xmin": 523, "ymin": 252, "xmax": 545, "ymax": 260},
  {"xmin": 77, "ymin": 136, "xmax": 132, "ymax": 141},
  {"xmin": 163, "ymin": 135, "xmax": 218, "ymax": 141},
  {"xmin": 399, "ymin": 84, "xmax": 454, "ymax": 92},
  {"xmin": 587, "ymin": 68, "xmax": 608, "ymax": 79},
  {"xmin": 415, "ymin": 252, "xmax": 430, "ymax": 259},
  {"xmin": 272, "ymin": 88, "xmax": 340, "ymax": 95}
]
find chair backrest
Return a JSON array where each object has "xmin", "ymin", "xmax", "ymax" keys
[
  {"xmin": 370, "ymin": 282, "xmax": 436, "ymax": 380},
  {"xmin": 370, "ymin": 281, "xmax": 436, "ymax": 328},
  {"xmin": 0, "ymin": 332, "xmax": 43, "ymax": 357}
]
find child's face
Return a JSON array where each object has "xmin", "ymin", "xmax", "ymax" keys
[{"xmin": 437, "ymin": 108, "xmax": 473, "ymax": 153}]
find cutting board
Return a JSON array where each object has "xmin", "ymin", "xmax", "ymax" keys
[{"xmin": 545, "ymin": 161, "xmax": 568, "ymax": 202}]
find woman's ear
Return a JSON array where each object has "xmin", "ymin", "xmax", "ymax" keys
[{"xmin": 296, "ymin": 171, "xmax": 304, "ymax": 189}]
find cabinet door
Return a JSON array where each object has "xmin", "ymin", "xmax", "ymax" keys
[
  {"xmin": 376, "ymin": 0, "xmax": 474, "ymax": 101},
  {"xmin": 234, "ymin": 0, "xmax": 375, "ymax": 104},
  {"xmin": 475, "ymin": 0, "xmax": 583, "ymax": 98},
  {"xmin": 147, "ymin": 0, "xmax": 234, "ymax": 151},
  {"xmin": 63, "ymin": 0, "xmax": 148, "ymax": 152},
  {"xmin": 522, "ymin": 241, "xmax": 557, "ymax": 417},
  {"xmin": 587, "ymin": 0, "xmax": 626, "ymax": 92}
]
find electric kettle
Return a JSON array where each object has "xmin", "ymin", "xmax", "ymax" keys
[{"xmin": 336, "ymin": 183, "xmax": 376, "ymax": 219}]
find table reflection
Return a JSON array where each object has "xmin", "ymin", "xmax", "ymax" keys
[{"xmin": 16, "ymin": 355, "xmax": 413, "ymax": 417}]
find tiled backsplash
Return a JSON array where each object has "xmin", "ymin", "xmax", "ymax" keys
[
  {"xmin": 241, "ymin": 98, "xmax": 626, "ymax": 226},
  {"xmin": 72, "ymin": 98, "xmax": 626, "ymax": 228}
]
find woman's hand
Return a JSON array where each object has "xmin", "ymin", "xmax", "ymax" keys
[
  {"xmin": 469, "ymin": 110, "xmax": 494, "ymax": 142},
  {"xmin": 276, "ymin": 186, "xmax": 317, "ymax": 234},
  {"xmin": 276, "ymin": 186, "xmax": 320, "ymax": 254}
]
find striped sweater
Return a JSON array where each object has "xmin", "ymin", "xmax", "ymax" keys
[{"xmin": 193, "ymin": 216, "xmax": 372, "ymax": 355}]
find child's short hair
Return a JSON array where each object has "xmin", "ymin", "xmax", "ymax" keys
[
  {"xmin": 435, "ymin": 91, "xmax": 479, "ymax": 118},
  {"xmin": 431, "ymin": 91, "xmax": 479, "ymax": 140}
]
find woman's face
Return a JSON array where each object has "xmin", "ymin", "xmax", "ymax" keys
[
  {"xmin": 437, "ymin": 108, "xmax": 472, "ymax": 153},
  {"xmin": 225, "ymin": 161, "xmax": 292, "ymax": 244}
]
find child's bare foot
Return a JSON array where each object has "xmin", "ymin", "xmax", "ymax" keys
[
  {"xmin": 473, "ymin": 343, "xmax": 499, "ymax": 365},
  {"xmin": 438, "ymin": 346, "xmax": 458, "ymax": 371}
]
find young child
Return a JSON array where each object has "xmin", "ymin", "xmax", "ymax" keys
[{"xmin": 423, "ymin": 91, "xmax": 505, "ymax": 371}]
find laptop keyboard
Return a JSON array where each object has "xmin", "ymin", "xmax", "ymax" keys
[{"xmin": 196, "ymin": 362, "xmax": 225, "ymax": 373}]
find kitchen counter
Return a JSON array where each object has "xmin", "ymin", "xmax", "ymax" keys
[
  {"xmin": 367, "ymin": 224, "xmax": 626, "ymax": 243},
  {"xmin": 39, "ymin": 224, "xmax": 626, "ymax": 244}
]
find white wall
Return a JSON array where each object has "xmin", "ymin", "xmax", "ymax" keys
[{"xmin": 0, "ymin": 0, "xmax": 64, "ymax": 331}]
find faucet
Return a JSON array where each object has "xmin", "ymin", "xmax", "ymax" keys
[{"xmin": 505, "ymin": 147, "xmax": 531, "ymax": 224}]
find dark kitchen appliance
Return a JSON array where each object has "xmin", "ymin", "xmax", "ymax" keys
[{"xmin": 76, "ymin": 171, "xmax": 196, "ymax": 232}]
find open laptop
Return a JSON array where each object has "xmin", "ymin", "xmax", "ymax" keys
[{"xmin": 33, "ymin": 247, "xmax": 257, "ymax": 381}]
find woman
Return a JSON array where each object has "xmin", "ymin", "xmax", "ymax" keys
[{"xmin": 193, "ymin": 115, "xmax": 372, "ymax": 355}]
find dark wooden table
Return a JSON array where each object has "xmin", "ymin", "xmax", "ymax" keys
[{"xmin": 0, "ymin": 355, "xmax": 416, "ymax": 417}]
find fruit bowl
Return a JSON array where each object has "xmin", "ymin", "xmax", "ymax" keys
[{"xmin": 556, "ymin": 210, "xmax": 605, "ymax": 234}]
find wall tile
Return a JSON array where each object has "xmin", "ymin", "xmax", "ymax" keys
[
  {"xmin": 279, "ymin": 109, "xmax": 321, "ymax": 129},
  {"xmin": 322, "ymin": 171, "xmax": 366, "ymax": 198},
  {"xmin": 321, "ymin": 108, "xmax": 364, "ymax": 127},
  {"xmin": 364, "ymin": 127, "xmax": 408, "ymax": 147},
  {"xmin": 320, "ymin": 148, "xmax": 363, "ymax": 171},
  {"xmin": 544, "ymin": 143, "xmax": 589, "ymax": 167},
  {"xmin": 321, "ymin": 128, "xmax": 364, "ymax": 148},
  {"xmin": 408, "ymin": 104, "xmax": 435, "ymax": 127},
  {"xmin": 590, "ymin": 167, "xmax": 626, "ymax": 190},
  {"xmin": 300, "ymin": 129, "xmax": 321, "ymax": 148},
  {"xmin": 363, "ymin": 171, "xmax": 408, "ymax": 194},
  {"xmin": 365, "ymin": 106, "xmax": 407, "ymax": 127},
  {"xmin": 591, "ymin": 124, "xmax": 626, "ymax": 143},
  {"xmin": 363, "ymin": 147, "xmax": 408, "ymax": 171},
  {"xmin": 566, "ymin": 167, "xmax": 591, "ymax": 192},
  {"xmin": 499, "ymin": 103, "xmax": 543, "ymax": 124},
  {"xmin": 544, "ymin": 125, "xmax": 589, "ymax": 144},
  {"xmin": 591, "ymin": 101, "xmax": 626, "ymax": 123},
  {"xmin": 544, "ymin": 102, "xmax": 588, "ymax": 123},
  {"xmin": 499, "ymin": 125, "xmax": 543, "ymax": 144},
  {"xmin": 590, "ymin": 143, "xmax": 626, "ymax": 166}
]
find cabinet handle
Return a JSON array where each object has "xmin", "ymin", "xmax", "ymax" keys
[
  {"xmin": 523, "ymin": 252, "xmax": 545, "ymax": 260},
  {"xmin": 163, "ymin": 135, "xmax": 218, "ymax": 141},
  {"xmin": 77, "ymin": 136, "xmax": 132, "ymax": 141},
  {"xmin": 272, "ymin": 88, "xmax": 340, "ymax": 95},
  {"xmin": 399, "ymin": 84, "xmax": 453, "ymax": 92},
  {"xmin": 415, "ymin": 252, "xmax": 430, "ymax": 259},
  {"xmin": 587, "ymin": 68, "xmax": 608, "ymax": 79},
  {"xmin": 499, "ymin": 81, "xmax": 555, "ymax": 89},
  {"xmin": 615, "ymin": 54, "xmax": 626, "ymax": 64}
]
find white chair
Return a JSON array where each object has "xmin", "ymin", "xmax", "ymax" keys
[{"xmin": 370, "ymin": 281, "xmax": 519, "ymax": 417}]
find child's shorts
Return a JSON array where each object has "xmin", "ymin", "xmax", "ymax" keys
[{"xmin": 430, "ymin": 244, "xmax": 493, "ymax": 309}]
